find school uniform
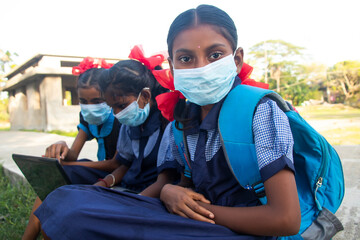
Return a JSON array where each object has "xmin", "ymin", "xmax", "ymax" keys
[
  {"xmin": 113, "ymin": 108, "xmax": 165, "ymax": 192},
  {"xmin": 78, "ymin": 111, "xmax": 120, "ymax": 161},
  {"xmin": 63, "ymin": 108, "xmax": 164, "ymax": 193},
  {"xmin": 35, "ymin": 78, "xmax": 295, "ymax": 239},
  {"xmin": 62, "ymin": 111, "xmax": 120, "ymax": 184}
]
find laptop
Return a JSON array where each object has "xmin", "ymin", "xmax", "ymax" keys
[{"xmin": 12, "ymin": 153, "xmax": 71, "ymax": 201}]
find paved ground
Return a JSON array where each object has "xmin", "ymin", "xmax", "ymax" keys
[
  {"xmin": 0, "ymin": 131, "xmax": 359, "ymax": 239},
  {"xmin": 0, "ymin": 131, "xmax": 98, "ymax": 183}
]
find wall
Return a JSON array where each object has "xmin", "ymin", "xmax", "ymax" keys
[{"xmin": 41, "ymin": 76, "xmax": 79, "ymax": 132}]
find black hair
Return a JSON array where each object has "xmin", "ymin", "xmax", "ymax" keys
[
  {"xmin": 99, "ymin": 59, "xmax": 169, "ymax": 129},
  {"xmin": 167, "ymin": 4, "xmax": 237, "ymax": 59},
  {"xmin": 167, "ymin": 4, "xmax": 238, "ymax": 127},
  {"xmin": 99, "ymin": 59, "xmax": 167, "ymax": 102},
  {"xmin": 77, "ymin": 68, "xmax": 107, "ymax": 92}
]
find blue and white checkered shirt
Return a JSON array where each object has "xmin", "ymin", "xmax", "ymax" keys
[{"xmin": 157, "ymin": 99, "xmax": 294, "ymax": 182}]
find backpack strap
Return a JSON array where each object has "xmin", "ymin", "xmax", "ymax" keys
[
  {"xmin": 218, "ymin": 84, "xmax": 287, "ymax": 204},
  {"xmin": 172, "ymin": 121, "xmax": 192, "ymax": 178}
]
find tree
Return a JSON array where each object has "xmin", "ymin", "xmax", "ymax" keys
[
  {"xmin": 247, "ymin": 39, "xmax": 305, "ymax": 92},
  {"xmin": 327, "ymin": 61, "xmax": 360, "ymax": 101},
  {"xmin": 0, "ymin": 49, "xmax": 18, "ymax": 74},
  {"xmin": 1, "ymin": 49, "xmax": 18, "ymax": 91},
  {"xmin": 0, "ymin": 49, "xmax": 18, "ymax": 122}
]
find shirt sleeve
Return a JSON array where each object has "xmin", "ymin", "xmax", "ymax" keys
[
  {"xmin": 77, "ymin": 112, "xmax": 93, "ymax": 141},
  {"xmin": 253, "ymin": 99, "xmax": 295, "ymax": 182},
  {"xmin": 157, "ymin": 122, "xmax": 183, "ymax": 173},
  {"xmin": 115, "ymin": 125, "xmax": 135, "ymax": 166}
]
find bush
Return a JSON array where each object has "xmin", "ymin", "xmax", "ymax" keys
[{"xmin": 345, "ymin": 93, "xmax": 360, "ymax": 108}]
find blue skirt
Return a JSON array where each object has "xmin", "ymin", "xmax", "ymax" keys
[{"xmin": 34, "ymin": 185, "xmax": 269, "ymax": 240}]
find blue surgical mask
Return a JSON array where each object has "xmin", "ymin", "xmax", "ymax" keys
[
  {"xmin": 174, "ymin": 54, "xmax": 238, "ymax": 106},
  {"xmin": 80, "ymin": 102, "xmax": 112, "ymax": 126},
  {"xmin": 114, "ymin": 89, "xmax": 150, "ymax": 127}
]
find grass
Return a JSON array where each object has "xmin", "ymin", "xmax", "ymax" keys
[
  {"xmin": 0, "ymin": 166, "xmax": 40, "ymax": 240},
  {"xmin": 296, "ymin": 104, "xmax": 360, "ymax": 120},
  {"xmin": 0, "ymin": 122, "xmax": 77, "ymax": 138},
  {"xmin": 319, "ymin": 126, "xmax": 360, "ymax": 145},
  {"xmin": 296, "ymin": 104, "xmax": 360, "ymax": 145}
]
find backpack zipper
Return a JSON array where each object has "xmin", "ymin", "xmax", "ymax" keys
[{"xmin": 314, "ymin": 135, "xmax": 329, "ymax": 211}]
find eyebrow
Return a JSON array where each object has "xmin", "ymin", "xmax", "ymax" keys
[
  {"xmin": 90, "ymin": 97, "xmax": 104, "ymax": 101},
  {"xmin": 174, "ymin": 48, "xmax": 193, "ymax": 55},
  {"xmin": 174, "ymin": 43, "xmax": 227, "ymax": 55},
  {"xmin": 205, "ymin": 43, "xmax": 227, "ymax": 52}
]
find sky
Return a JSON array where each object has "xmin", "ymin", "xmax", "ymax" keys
[{"xmin": 1, "ymin": 0, "xmax": 360, "ymax": 70}]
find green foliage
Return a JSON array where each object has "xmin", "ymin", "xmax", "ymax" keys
[
  {"xmin": 0, "ymin": 166, "xmax": 37, "ymax": 239},
  {"xmin": 345, "ymin": 92, "xmax": 360, "ymax": 108},
  {"xmin": 0, "ymin": 49, "xmax": 18, "ymax": 74},
  {"xmin": 247, "ymin": 40, "xmax": 330, "ymax": 105},
  {"xmin": 327, "ymin": 60, "xmax": 360, "ymax": 100},
  {"xmin": 249, "ymin": 39, "xmax": 305, "ymax": 59},
  {"xmin": 280, "ymin": 82, "xmax": 321, "ymax": 106},
  {"xmin": 19, "ymin": 129, "xmax": 78, "ymax": 137},
  {"xmin": 47, "ymin": 130, "xmax": 77, "ymax": 137},
  {"xmin": 0, "ymin": 98, "xmax": 9, "ymax": 121},
  {"xmin": 248, "ymin": 39, "xmax": 305, "ymax": 75}
]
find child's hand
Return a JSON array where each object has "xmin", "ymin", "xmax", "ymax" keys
[
  {"xmin": 94, "ymin": 180, "xmax": 108, "ymax": 188},
  {"xmin": 44, "ymin": 141, "xmax": 69, "ymax": 161},
  {"xmin": 160, "ymin": 184, "xmax": 215, "ymax": 224}
]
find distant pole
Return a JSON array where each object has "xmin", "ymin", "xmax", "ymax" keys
[
  {"xmin": 326, "ymin": 70, "xmax": 330, "ymax": 103},
  {"xmin": 264, "ymin": 41, "xmax": 268, "ymax": 84},
  {"xmin": 273, "ymin": 67, "xmax": 281, "ymax": 92}
]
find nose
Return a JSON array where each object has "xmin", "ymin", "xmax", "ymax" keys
[{"xmin": 194, "ymin": 57, "xmax": 208, "ymax": 69}]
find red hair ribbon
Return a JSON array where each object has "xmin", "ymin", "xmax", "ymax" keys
[
  {"xmin": 128, "ymin": 45, "xmax": 165, "ymax": 70},
  {"xmin": 128, "ymin": 45, "xmax": 183, "ymax": 121},
  {"xmin": 153, "ymin": 69, "xmax": 185, "ymax": 122},
  {"xmin": 72, "ymin": 57, "xmax": 113, "ymax": 75},
  {"xmin": 239, "ymin": 63, "xmax": 269, "ymax": 89},
  {"xmin": 155, "ymin": 63, "xmax": 269, "ymax": 122}
]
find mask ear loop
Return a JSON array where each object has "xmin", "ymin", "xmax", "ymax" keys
[{"xmin": 137, "ymin": 87, "xmax": 150, "ymax": 103}]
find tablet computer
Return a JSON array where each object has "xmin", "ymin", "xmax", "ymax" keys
[{"xmin": 12, "ymin": 153, "xmax": 71, "ymax": 201}]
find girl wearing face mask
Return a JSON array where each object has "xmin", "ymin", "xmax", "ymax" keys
[
  {"xmin": 32, "ymin": 6, "xmax": 299, "ymax": 240},
  {"xmin": 157, "ymin": 4, "xmax": 300, "ymax": 239},
  {"xmin": 91, "ymin": 53, "xmax": 178, "ymax": 194},
  {"xmin": 44, "ymin": 57, "xmax": 120, "ymax": 163},
  {"xmin": 23, "ymin": 58, "xmax": 122, "ymax": 240}
]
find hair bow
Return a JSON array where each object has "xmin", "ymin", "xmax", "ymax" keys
[
  {"xmin": 239, "ymin": 63, "xmax": 269, "ymax": 89},
  {"xmin": 128, "ymin": 45, "xmax": 183, "ymax": 121},
  {"xmin": 128, "ymin": 45, "xmax": 165, "ymax": 70},
  {"xmin": 153, "ymin": 69, "xmax": 185, "ymax": 122},
  {"xmin": 72, "ymin": 57, "xmax": 113, "ymax": 76}
]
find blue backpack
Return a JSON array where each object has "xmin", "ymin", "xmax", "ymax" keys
[{"xmin": 173, "ymin": 84, "xmax": 345, "ymax": 240}]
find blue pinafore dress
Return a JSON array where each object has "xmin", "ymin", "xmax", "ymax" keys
[{"xmin": 63, "ymin": 109, "xmax": 163, "ymax": 192}]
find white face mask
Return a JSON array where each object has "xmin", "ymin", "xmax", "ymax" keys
[
  {"xmin": 173, "ymin": 54, "xmax": 238, "ymax": 106},
  {"xmin": 113, "ymin": 88, "xmax": 150, "ymax": 127},
  {"xmin": 80, "ymin": 102, "xmax": 112, "ymax": 125}
]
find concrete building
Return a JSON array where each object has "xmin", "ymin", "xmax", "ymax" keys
[{"xmin": 1, "ymin": 54, "xmax": 120, "ymax": 132}]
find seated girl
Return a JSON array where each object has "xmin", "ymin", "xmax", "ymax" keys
[{"xmin": 45, "ymin": 57, "xmax": 119, "ymax": 166}]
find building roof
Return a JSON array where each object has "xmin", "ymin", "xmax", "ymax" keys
[{"xmin": 1, "ymin": 54, "xmax": 122, "ymax": 91}]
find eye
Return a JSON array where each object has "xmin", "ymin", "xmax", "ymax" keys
[
  {"xmin": 79, "ymin": 99, "xmax": 88, "ymax": 104},
  {"xmin": 209, "ymin": 52, "xmax": 223, "ymax": 61},
  {"xmin": 178, "ymin": 55, "xmax": 192, "ymax": 64},
  {"xmin": 94, "ymin": 99, "xmax": 105, "ymax": 104},
  {"xmin": 116, "ymin": 103, "xmax": 128, "ymax": 111}
]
